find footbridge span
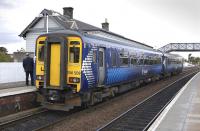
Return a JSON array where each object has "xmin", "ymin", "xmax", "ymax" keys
[{"xmin": 159, "ymin": 43, "xmax": 200, "ymax": 53}]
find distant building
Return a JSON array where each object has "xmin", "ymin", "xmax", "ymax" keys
[
  {"xmin": 12, "ymin": 52, "xmax": 34, "ymax": 62},
  {"xmin": 19, "ymin": 7, "xmax": 153, "ymax": 53}
]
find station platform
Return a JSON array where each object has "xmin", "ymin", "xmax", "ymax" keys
[
  {"xmin": 0, "ymin": 81, "xmax": 26, "ymax": 90},
  {"xmin": 149, "ymin": 72, "xmax": 200, "ymax": 131},
  {"xmin": 0, "ymin": 86, "xmax": 37, "ymax": 98}
]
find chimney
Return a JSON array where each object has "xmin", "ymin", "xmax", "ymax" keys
[
  {"xmin": 63, "ymin": 7, "xmax": 73, "ymax": 19},
  {"xmin": 102, "ymin": 18, "xmax": 109, "ymax": 31}
]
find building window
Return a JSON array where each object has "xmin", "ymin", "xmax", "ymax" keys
[{"xmin": 69, "ymin": 47, "xmax": 80, "ymax": 63}]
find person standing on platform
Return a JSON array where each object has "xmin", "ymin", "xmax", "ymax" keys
[{"xmin": 23, "ymin": 53, "xmax": 34, "ymax": 86}]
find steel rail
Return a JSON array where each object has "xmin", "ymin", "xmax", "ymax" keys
[
  {"xmin": 0, "ymin": 67, "xmax": 198, "ymax": 131},
  {"xmin": 97, "ymin": 71, "xmax": 198, "ymax": 131}
]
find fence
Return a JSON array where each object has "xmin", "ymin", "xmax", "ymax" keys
[{"xmin": 0, "ymin": 62, "xmax": 25, "ymax": 83}]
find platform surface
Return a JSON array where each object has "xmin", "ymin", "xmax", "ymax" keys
[
  {"xmin": 149, "ymin": 72, "xmax": 200, "ymax": 131},
  {"xmin": 0, "ymin": 86, "xmax": 37, "ymax": 98}
]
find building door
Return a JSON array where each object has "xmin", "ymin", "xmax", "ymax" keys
[{"xmin": 98, "ymin": 48, "xmax": 105, "ymax": 85}]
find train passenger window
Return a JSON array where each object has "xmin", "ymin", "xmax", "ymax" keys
[
  {"xmin": 99, "ymin": 51, "xmax": 103, "ymax": 67},
  {"xmin": 144, "ymin": 59, "xmax": 149, "ymax": 65},
  {"xmin": 111, "ymin": 51, "xmax": 117, "ymax": 66},
  {"xmin": 38, "ymin": 45, "xmax": 44, "ymax": 61},
  {"xmin": 131, "ymin": 58, "xmax": 137, "ymax": 65},
  {"xmin": 149, "ymin": 60, "xmax": 153, "ymax": 65},
  {"xmin": 156, "ymin": 58, "xmax": 161, "ymax": 64},
  {"xmin": 120, "ymin": 57, "xmax": 128, "ymax": 66},
  {"xmin": 69, "ymin": 47, "xmax": 80, "ymax": 63},
  {"xmin": 138, "ymin": 59, "xmax": 143, "ymax": 65}
]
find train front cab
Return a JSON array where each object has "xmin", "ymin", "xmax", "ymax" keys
[{"xmin": 35, "ymin": 35, "xmax": 83, "ymax": 110}]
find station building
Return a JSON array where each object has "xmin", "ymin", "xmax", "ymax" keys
[{"xmin": 19, "ymin": 7, "xmax": 153, "ymax": 54}]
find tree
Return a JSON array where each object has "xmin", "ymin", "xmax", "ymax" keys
[
  {"xmin": 17, "ymin": 48, "xmax": 25, "ymax": 52},
  {"xmin": 189, "ymin": 56, "xmax": 200, "ymax": 65},
  {"xmin": 0, "ymin": 47, "xmax": 13, "ymax": 62},
  {"xmin": 0, "ymin": 47, "xmax": 8, "ymax": 54},
  {"xmin": 188, "ymin": 54, "xmax": 192, "ymax": 63}
]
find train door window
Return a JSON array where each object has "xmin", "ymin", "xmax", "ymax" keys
[
  {"xmin": 120, "ymin": 57, "xmax": 128, "ymax": 67},
  {"xmin": 99, "ymin": 51, "xmax": 103, "ymax": 67},
  {"xmin": 111, "ymin": 51, "xmax": 117, "ymax": 67},
  {"xmin": 38, "ymin": 45, "xmax": 44, "ymax": 61},
  {"xmin": 69, "ymin": 47, "xmax": 80, "ymax": 63}
]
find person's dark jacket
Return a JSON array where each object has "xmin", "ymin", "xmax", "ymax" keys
[{"xmin": 23, "ymin": 57, "xmax": 34, "ymax": 72}]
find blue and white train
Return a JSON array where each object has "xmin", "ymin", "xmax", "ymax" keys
[{"xmin": 35, "ymin": 30, "xmax": 183, "ymax": 110}]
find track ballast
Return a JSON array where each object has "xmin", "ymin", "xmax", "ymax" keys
[{"xmin": 98, "ymin": 72, "xmax": 197, "ymax": 131}]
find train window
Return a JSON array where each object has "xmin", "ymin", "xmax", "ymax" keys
[
  {"xmin": 69, "ymin": 47, "xmax": 80, "ymax": 63},
  {"xmin": 93, "ymin": 51, "xmax": 97, "ymax": 63},
  {"xmin": 138, "ymin": 59, "xmax": 143, "ymax": 65},
  {"xmin": 38, "ymin": 45, "xmax": 44, "ymax": 61},
  {"xmin": 131, "ymin": 58, "xmax": 137, "ymax": 65},
  {"xmin": 144, "ymin": 59, "xmax": 149, "ymax": 65},
  {"xmin": 70, "ymin": 41, "xmax": 80, "ymax": 45},
  {"xmin": 156, "ymin": 58, "xmax": 161, "ymax": 64},
  {"xmin": 99, "ymin": 51, "xmax": 103, "ymax": 67},
  {"xmin": 149, "ymin": 59, "xmax": 153, "ymax": 65},
  {"xmin": 120, "ymin": 57, "xmax": 128, "ymax": 66},
  {"xmin": 111, "ymin": 51, "xmax": 117, "ymax": 66},
  {"xmin": 154, "ymin": 59, "xmax": 157, "ymax": 64},
  {"xmin": 39, "ymin": 41, "xmax": 45, "ymax": 44}
]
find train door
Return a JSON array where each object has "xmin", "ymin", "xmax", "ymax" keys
[
  {"xmin": 50, "ymin": 44, "xmax": 61, "ymax": 86},
  {"xmin": 43, "ymin": 36, "xmax": 67, "ymax": 89},
  {"xmin": 98, "ymin": 48, "xmax": 105, "ymax": 85}
]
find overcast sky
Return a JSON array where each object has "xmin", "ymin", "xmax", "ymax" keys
[{"xmin": 0, "ymin": 0, "xmax": 199, "ymax": 58}]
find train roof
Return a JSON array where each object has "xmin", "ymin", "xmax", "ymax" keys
[
  {"xmin": 38, "ymin": 30, "xmax": 162, "ymax": 56},
  {"xmin": 164, "ymin": 53, "xmax": 184, "ymax": 59}
]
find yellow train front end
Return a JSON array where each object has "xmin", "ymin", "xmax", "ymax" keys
[{"xmin": 35, "ymin": 34, "xmax": 82, "ymax": 110}]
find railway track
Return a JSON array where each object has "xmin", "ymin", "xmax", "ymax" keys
[
  {"xmin": 0, "ymin": 67, "xmax": 198, "ymax": 131},
  {"xmin": 97, "ymin": 71, "xmax": 198, "ymax": 131}
]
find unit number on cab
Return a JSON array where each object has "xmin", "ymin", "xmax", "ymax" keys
[{"xmin": 68, "ymin": 71, "xmax": 81, "ymax": 75}]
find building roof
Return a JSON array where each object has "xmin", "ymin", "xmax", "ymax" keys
[{"xmin": 19, "ymin": 8, "xmax": 153, "ymax": 49}]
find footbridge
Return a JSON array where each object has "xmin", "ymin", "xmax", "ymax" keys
[{"xmin": 159, "ymin": 43, "xmax": 200, "ymax": 53}]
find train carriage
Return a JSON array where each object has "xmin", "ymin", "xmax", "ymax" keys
[
  {"xmin": 35, "ymin": 30, "xmax": 181, "ymax": 111},
  {"xmin": 163, "ymin": 53, "xmax": 184, "ymax": 76}
]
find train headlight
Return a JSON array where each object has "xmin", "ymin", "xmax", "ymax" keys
[
  {"xmin": 36, "ymin": 75, "xmax": 44, "ymax": 80},
  {"xmin": 69, "ymin": 77, "xmax": 80, "ymax": 83}
]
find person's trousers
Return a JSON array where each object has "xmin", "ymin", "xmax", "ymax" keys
[{"xmin": 26, "ymin": 71, "xmax": 34, "ymax": 86}]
